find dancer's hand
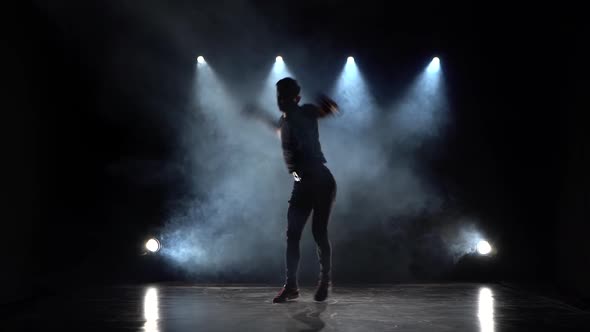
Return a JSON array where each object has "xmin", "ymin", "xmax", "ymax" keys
[
  {"xmin": 292, "ymin": 171, "xmax": 302, "ymax": 182},
  {"xmin": 316, "ymin": 94, "xmax": 340, "ymax": 118}
]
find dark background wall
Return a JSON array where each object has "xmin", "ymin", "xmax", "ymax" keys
[
  {"xmin": 5, "ymin": 13, "xmax": 36, "ymax": 302},
  {"xmin": 556, "ymin": 41, "xmax": 589, "ymax": 298},
  {"xmin": 4, "ymin": 1, "xmax": 587, "ymax": 303}
]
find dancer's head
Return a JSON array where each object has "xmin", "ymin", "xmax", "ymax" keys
[{"xmin": 276, "ymin": 77, "xmax": 301, "ymax": 111}]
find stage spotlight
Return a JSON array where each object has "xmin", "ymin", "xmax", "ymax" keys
[
  {"xmin": 477, "ymin": 240, "xmax": 492, "ymax": 255},
  {"xmin": 276, "ymin": 55, "xmax": 283, "ymax": 63},
  {"xmin": 347, "ymin": 56, "xmax": 355, "ymax": 64},
  {"xmin": 427, "ymin": 56, "xmax": 440, "ymax": 73},
  {"xmin": 146, "ymin": 238, "xmax": 161, "ymax": 253},
  {"xmin": 197, "ymin": 56, "xmax": 206, "ymax": 64}
]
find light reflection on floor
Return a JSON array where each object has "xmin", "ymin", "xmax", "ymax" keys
[
  {"xmin": 7, "ymin": 284, "xmax": 589, "ymax": 331},
  {"xmin": 143, "ymin": 287, "xmax": 159, "ymax": 332},
  {"xmin": 478, "ymin": 287, "xmax": 494, "ymax": 332}
]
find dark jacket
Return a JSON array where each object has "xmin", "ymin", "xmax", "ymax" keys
[{"xmin": 278, "ymin": 103, "xmax": 327, "ymax": 173}]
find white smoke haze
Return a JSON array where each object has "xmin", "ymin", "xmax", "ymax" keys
[
  {"xmin": 56, "ymin": 0, "xmax": 486, "ymax": 282},
  {"xmin": 157, "ymin": 51, "xmax": 469, "ymax": 282}
]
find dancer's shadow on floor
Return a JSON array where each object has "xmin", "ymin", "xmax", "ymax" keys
[{"xmin": 286, "ymin": 302, "xmax": 328, "ymax": 332}]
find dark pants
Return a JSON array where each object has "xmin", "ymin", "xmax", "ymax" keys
[{"xmin": 285, "ymin": 165, "xmax": 336, "ymax": 288}]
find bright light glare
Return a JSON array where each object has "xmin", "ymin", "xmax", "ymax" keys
[
  {"xmin": 146, "ymin": 238, "xmax": 161, "ymax": 253},
  {"xmin": 275, "ymin": 56, "xmax": 283, "ymax": 63},
  {"xmin": 347, "ymin": 56, "xmax": 355, "ymax": 64},
  {"xmin": 477, "ymin": 240, "xmax": 492, "ymax": 255},
  {"xmin": 197, "ymin": 56, "xmax": 205, "ymax": 64},
  {"xmin": 427, "ymin": 56, "xmax": 440, "ymax": 73},
  {"xmin": 478, "ymin": 287, "xmax": 494, "ymax": 332}
]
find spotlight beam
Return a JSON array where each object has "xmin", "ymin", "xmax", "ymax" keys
[
  {"xmin": 330, "ymin": 55, "xmax": 376, "ymax": 129},
  {"xmin": 427, "ymin": 56, "xmax": 440, "ymax": 73},
  {"xmin": 257, "ymin": 56, "xmax": 294, "ymax": 114}
]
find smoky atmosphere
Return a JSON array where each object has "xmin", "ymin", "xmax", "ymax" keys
[{"xmin": 6, "ymin": 2, "xmax": 589, "ymax": 329}]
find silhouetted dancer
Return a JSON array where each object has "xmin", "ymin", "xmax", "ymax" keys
[{"xmin": 243, "ymin": 77, "xmax": 339, "ymax": 303}]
